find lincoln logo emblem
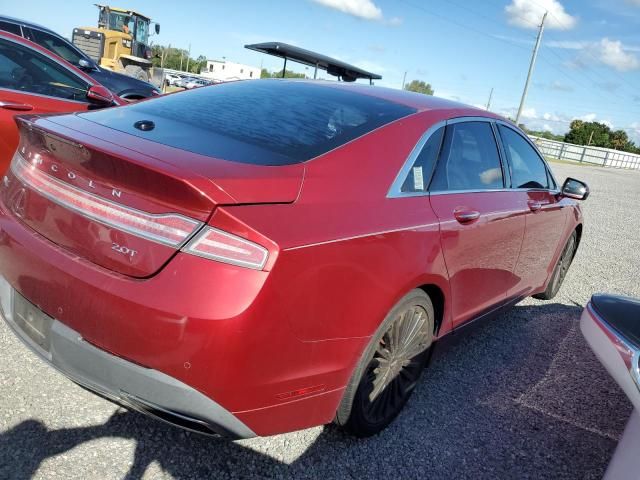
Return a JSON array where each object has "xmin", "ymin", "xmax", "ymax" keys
[{"xmin": 40, "ymin": 161, "xmax": 122, "ymax": 199}]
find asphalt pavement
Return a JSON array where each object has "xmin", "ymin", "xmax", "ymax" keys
[{"xmin": 1, "ymin": 162, "xmax": 639, "ymax": 479}]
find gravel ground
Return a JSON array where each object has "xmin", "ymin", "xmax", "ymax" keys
[{"xmin": 1, "ymin": 163, "xmax": 639, "ymax": 480}]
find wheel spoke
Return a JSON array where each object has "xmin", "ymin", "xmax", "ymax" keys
[{"xmin": 365, "ymin": 305, "xmax": 431, "ymax": 411}]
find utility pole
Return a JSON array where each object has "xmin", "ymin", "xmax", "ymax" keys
[
  {"xmin": 401, "ymin": 71, "xmax": 407, "ymax": 90},
  {"xmin": 515, "ymin": 11, "xmax": 547, "ymax": 124},
  {"xmin": 486, "ymin": 87, "xmax": 494, "ymax": 111},
  {"xmin": 161, "ymin": 43, "xmax": 171, "ymax": 68},
  {"xmin": 180, "ymin": 50, "xmax": 184, "ymax": 71},
  {"xmin": 186, "ymin": 44, "xmax": 191, "ymax": 72},
  {"xmin": 587, "ymin": 130, "xmax": 594, "ymax": 146}
]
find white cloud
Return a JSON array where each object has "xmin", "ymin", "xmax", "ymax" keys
[
  {"xmin": 543, "ymin": 124, "xmax": 553, "ymax": 132},
  {"xmin": 311, "ymin": 0, "xmax": 382, "ymax": 20},
  {"xmin": 543, "ymin": 112, "xmax": 561, "ymax": 121},
  {"xmin": 579, "ymin": 113, "xmax": 597, "ymax": 122},
  {"xmin": 505, "ymin": 0, "xmax": 577, "ymax": 30},
  {"xmin": 593, "ymin": 38, "xmax": 640, "ymax": 71},
  {"xmin": 521, "ymin": 107, "xmax": 538, "ymax": 119},
  {"xmin": 547, "ymin": 40, "xmax": 586, "ymax": 50}
]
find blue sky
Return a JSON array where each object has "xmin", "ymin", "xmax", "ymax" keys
[{"xmin": 4, "ymin": 0, "xmax": 640, "ymax": 140}]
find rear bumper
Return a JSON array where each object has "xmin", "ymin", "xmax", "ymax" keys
[
  {"xmin": 0, "ymin": 280, "xmax": 255, "ymax": 438},
  {"xmin": 0, "ymin": 200, "xmax": 359, "ymax": 436}
]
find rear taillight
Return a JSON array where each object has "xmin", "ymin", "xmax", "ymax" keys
[
  {"xmin": 11, "ymin": 152, "xmax": 201, "ymax": 247},
  {"xmin": 183, "ymin": 227, "xmax": 269, "ymax": 270}
]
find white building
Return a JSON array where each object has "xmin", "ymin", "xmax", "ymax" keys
[{"xmin": 201, "ymin": 60, "xmax": 261, "ymax": 82}]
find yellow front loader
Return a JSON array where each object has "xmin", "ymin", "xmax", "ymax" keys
[{"xmin": 72, "ymin": 5, "xmax": 160, "ymax": 82}]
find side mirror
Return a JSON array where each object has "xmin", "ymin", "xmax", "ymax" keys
[
  {"xmin": 562, "ymin": 177, "xmax": 589, "ymax": 200},
  {"xmin": 86, "ymin": 85, "xmax": 114, "ymax": 107},
  {"xmin": 78, "ymin": 58, "xmax": 95, "ymax": 70},
  {"xmin": 155, "ymin": 23, "xmax": 160, "ymax": 34}
]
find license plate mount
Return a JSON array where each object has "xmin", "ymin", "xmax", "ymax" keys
[{"xmin": 12, "ymin": 293, "xmax": 54, "ymax": 353}]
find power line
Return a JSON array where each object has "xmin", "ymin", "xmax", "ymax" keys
[
  {"xmin": 474, "ymin": 0, "xmax": 640, "ymax": 106},
  {"xmin": 398, "ymin": 0, "xmax": 640, "ymax": 125},
  {"xmin": 397, "ymin": 0, "xmax": 532, "ymax": 53},
  {"xmin": 526, "ymin": 0, "xmax": 640, "ymax": 96}
]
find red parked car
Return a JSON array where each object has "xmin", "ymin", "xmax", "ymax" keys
[
  {"xmin": 0, "ymin": 31, "xmax": 121, "ymax": 174},
  {"xmin": 0, "ymin": 80, "xmax": 589, "ymax": 438}
]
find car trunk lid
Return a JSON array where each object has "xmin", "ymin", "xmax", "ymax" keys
[{"xmin": 1, "ymin": 116, "xmax": 303, "ymax": 278}]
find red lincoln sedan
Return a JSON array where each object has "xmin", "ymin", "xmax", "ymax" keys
[{"xmin": 0, "ymin": 79, "xmax": 588, "ymax": 438}]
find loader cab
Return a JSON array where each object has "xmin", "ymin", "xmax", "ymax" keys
[{"xmin": 98, "ymin": 7, "xmax": 155, "ymax": 59}]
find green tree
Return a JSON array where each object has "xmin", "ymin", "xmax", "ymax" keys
[
  {"xmin": 610, "ymin": 129, "xmax": 629, "ymax": 150},
  {"xmin": 404, "ymin": 80, "xmax": 434, "ymax": 95},
  {"xmin": 151, "ymin": 45, "xmax": 206, "ymax": 73},
  {"xmin": 526, "ymin": 129, "xmax": 564, "ymax": 141},
  {"xmin": 189, "ymin": 55, "xmax": 206, "ymax": 74},
  {"xmin": 261, "ymin": 68, "xmax": 306, "ymax": 79},
  {"xmin": 564, "ymin": 121, "xmax": 611, "ymax": 148}
]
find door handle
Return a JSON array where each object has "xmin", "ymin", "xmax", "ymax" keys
[
  {"xmin": 454, "ymin": 209, "xmax": 480, "ymax": 224},
  {"xmin": 528, "ymin": 200, "xmax": 542, "ymax": 212},
  {"xmin": 0, "ymin": 101, "xmax": 34, "ymax": 111}
]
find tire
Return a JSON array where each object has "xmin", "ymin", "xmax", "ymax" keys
[
  {"xmin": 124, "ymin": 65, "xmax": 149, "ymax": 82},
  {"xmin": 335, "ymin": 289, "xmax": 435, "ymax": 437},
  {"xmin": 533, "ymin": 230, "xmax": 578, "ymax": 300}
]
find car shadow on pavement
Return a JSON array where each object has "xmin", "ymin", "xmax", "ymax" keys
[{"xmin": 0, "ymin": 301, "xmax": 632, "ymax": 479}]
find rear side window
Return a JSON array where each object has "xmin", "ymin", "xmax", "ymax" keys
[
  {"xmin": 401, "ymin": 126, "xmax": 444, "ymax": 192},
  {"xmin": 28, "ymin": 28, "xmax": 86, "ymax": 67},
  {"xmin": 498, "ymin": 125, "xmax": 549, "ymax": 189},
  {"xmin": 0, "ymin": 21, "xmax": 22, "ymax": 36},
  {"xmin": 80, "ymin": 80, "xmax": 417, "ymax": 165},
  {"xmin": 0, "ymin": 37, "xmax": 89, "ymax": 101},
  {"xmin": 430, "ymin": 121, "xmax": 504, "ymax": 191}
]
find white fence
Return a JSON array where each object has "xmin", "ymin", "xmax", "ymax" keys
[{"xmin": 530, "ymin": 136, "xmax": 640, "ymax": 170}]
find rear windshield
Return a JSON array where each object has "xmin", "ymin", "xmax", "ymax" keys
[{"xmin": 79, "ymin": 80, "xmax": 416, "ymax": 165}]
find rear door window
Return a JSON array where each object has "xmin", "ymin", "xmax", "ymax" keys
[
  {"xmin": 79, "ymin": 80, "xmax": 417, "ymax": 165},
  {"xmin": 430, "ymin": 121, "xmax": 504, "ymax": 191},
  {"xmin": 498, "ymin": 125, "xmax": 549, "ymax": 189},
  {"xmin": 28, "ymin": 28, "xmax": 87, "ymax": 67}
]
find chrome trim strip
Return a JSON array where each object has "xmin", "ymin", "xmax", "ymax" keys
[
  {"xmin": 386, "ymin": 120, "xmax": 446, "ymax": 198},
  {"xmin": 445, "ymin": 115, "xmax": 496, "ymax": 125},
  {"xmin": 386, "ymin": 114, "xmax": 561, "ymax": 199},
  {"xmin": 428, "ymin": 187, "xmax": 561, "ymax": 196},
  {"xmin": 386, "ymin": 116, "xmax": 560, "ymax": 198},
  {"xmin": 633, "ymin": 350, "xmax": 640, "ymax": 392}
]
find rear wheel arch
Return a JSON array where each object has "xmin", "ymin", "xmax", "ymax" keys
[
  {"xmin": 335, "ymin": 288, "xmax": 435, "ymax": 435},
  {"xmin": 417, "ymin": 284, "xmax": 445, "ymax": 335},
  {"xmin": 574, "ymin": 223, "xmax": 583, "ymax": 251}
]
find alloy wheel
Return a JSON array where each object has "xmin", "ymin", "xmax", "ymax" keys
[{"xmin": 360, "ymin": 305, "xmax": 432, "ymax": 425}]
